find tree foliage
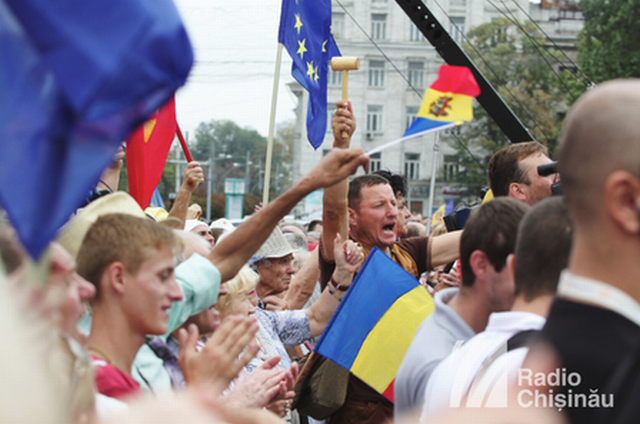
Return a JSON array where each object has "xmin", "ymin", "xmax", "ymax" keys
[
  {"xmin": 185, "ymin": 120, "xmax": 294, "ymax": 219},
  {"xmin": 577, "ymin": 0, "xmax": 640, "ymax": 83},
  {"xmin": 445, "ymin": 18, "xmax": 569, "ymax": 198}
]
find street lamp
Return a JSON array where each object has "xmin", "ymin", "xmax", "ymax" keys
[{"xmin": 216, "ymin": 162, "xmax": 242, "ymax": 191}]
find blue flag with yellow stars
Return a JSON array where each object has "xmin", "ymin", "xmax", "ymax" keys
[{"xmin": 278, "ymin": 0, "xmax": 340, "ymax": 149}]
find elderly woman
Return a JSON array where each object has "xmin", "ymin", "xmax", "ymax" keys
[{"xmin": 217, "ymin": 234, "xmax": 363, "ymax": 374}]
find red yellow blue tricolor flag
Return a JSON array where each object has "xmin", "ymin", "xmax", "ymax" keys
[
  {"xmin": 315, "ymin": 247, "xmax": 435, "ymax": 402},
  {"xmin": 366, "ymin": 65, "xmax": 480, "ymax": 157},
  {"xmin": 404, "ymin": 65, "xmax": 480, "ymax": 137}
]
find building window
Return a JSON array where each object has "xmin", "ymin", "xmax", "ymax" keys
[
  {"xmin": 406, "ymin": 106, "xmax": 419, "ymax": 129},
  {"xmin": 405, "ymin": 153, "xmax": 420, "ymax": 180},
  {"xmin": 371, "ymin": 14, "xmax": 387, "ymax": 40},
  {"xmin": 332, "ymin": 13, "xmax": 345, "ymax": 39},
  {"xmin": 372, "ymin": 0, "xmax": 388, "ymax": 3},
  {"xmin": 329, "ymin": 69, "xmax": 342, "ymax": 86},
  {"xmin": 450, "ymin": 0, "xmax": 467, "ymax": 6},
  {"xmin": 370, "ymin": 152, "xmax": 382, "ymax": 172},
  {"xmin": 444, "ymin": 155, "xmax": 459, "ymax": 182},
  {"xmin": 449, "ymin": 17, "xmax": 465, "ymax": 44},
  {"xmin": 327, "ymin": 103, "xmax": 337, "ymax": 133},
  {"xmin": 408, "ymin": 61, "xmax": 425, "ymax": 89},
  {"xmin": 368, "ymin": 60, "xmax": 385, "ymax": 87},
  {"xmin": 367, "ymin": 105, "xmax": 383, "ymax": 133},
  {"xmin": 409, "ymin": 24, "xmax": 424, "ymax": 42}
]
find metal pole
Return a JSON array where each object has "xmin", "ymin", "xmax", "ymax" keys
[
  {"xmin": 245, "ymin": 150, "xmax": 251, "ymax": 195},
  {"xmin": 206, "ymin": 158, "xmax": 212, "ymax": 222},
  {"xmin": 426, "ymin": 133, "xmax": 440, "ymax": 236}
]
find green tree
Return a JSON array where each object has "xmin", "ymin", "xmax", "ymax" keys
[
  {"xmin": 188, "ymin": 120, "xmax": 293, "ymax": 219},
  {"xmin": 577, "ymin": 0, "xmax": 640, "ymax": 83},
  {"xmin": 445, "ymin": 18, "xmax": 569, "ymax": 198}
]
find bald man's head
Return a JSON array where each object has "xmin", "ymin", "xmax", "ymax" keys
[{"xmin": 558, "ymin": 80, "xmax": 640, "ymax": 224}]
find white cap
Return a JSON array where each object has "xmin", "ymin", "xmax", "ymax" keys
[{"xmin": 250, "ymin": 227, "xmax": 297, "ymax": 264}]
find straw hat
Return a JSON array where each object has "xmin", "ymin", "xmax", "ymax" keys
[
  {"xmin": 57, "ymin": 192, "xmax": 146, "ymax": 259},
  {"xmin": 250, "ymin": 227, "xmax": 297, "ymax": 264}
]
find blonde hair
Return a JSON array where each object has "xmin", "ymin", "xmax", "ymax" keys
[{"xmin": 216, "ymin": 266, "xmax": 258, "ymax": 313}]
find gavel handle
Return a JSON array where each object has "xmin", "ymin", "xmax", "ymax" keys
[{"xmin": 341, "ymin": 70, "xmax": 349, "ymax": 139}]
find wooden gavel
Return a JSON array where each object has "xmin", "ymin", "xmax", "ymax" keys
[{"xmin": 331, "ymin": 56, "xmax": 360, "ymax": 139}]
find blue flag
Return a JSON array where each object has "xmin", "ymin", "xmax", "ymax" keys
[
  {"xmin": 278, "ymin": 0, "xmax": 340, "ymax": 150},
  {"xmin": 315, "ymin": 247, "xmax": 434, "ymax": 402},
  {"xmin": 0, "ymin": 0, "xmax": 193, "ymax": 259}
]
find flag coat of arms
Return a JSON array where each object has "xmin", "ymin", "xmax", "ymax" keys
[{"xmin": 315, "ymin": 247, "xmax": 435, "ymax": 402}]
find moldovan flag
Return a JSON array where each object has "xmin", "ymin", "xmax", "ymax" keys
[
  {"xmin": 404, "ymin": 65, "xmax": 480, "ymax": 137},
  {"xmin": 315, "ymin": 247, "xmax": 435, "ymax": 402},
  {"xmin": 126, "ymin": 97, "xmax": 177, "ymax": 209}
]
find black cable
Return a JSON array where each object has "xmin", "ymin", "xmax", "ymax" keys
[
  {"xmin": 334, "ymin": 0, "xmax": 486, "ymax": 171},
  {"xmin": 430, "ymin": 0, "xmax": 552, "ymax": 144},
  {"xmin": 489, "ymin": 0, "xmax": 578, "ymax": 103},
  {"xmin": 334, "ymin": 0, "xmax": 423, "ymax": 98},
  {"xmin": 505, "ymin": 0, "xmax": 595, "ymax": 89}
]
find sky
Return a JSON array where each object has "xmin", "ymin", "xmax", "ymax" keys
[{"xmin": 173, "ymin": 0, "xmax": 297, "ymax": 141}]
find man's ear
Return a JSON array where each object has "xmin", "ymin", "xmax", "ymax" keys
[
  {"xmin": 468, "ymin": 249, "xmax": 490, "ymax": 280},
  {"xmin": 348, "ymin": 207, "xmax": 357, "ymax": 229},
  {"xmin": 604, "ymin": 170, "xmax": 640, "ymax": 235},
  {"xmin": 105, "ymin": 262, "xmax": 126, "ymax": 295},
  {"xmin": 509, "ymin": 182, "xmax": 528, "ymax": 203},
  {"xmin": 506, "ymin": 253, "xmax": 516, "ymax": 282}
]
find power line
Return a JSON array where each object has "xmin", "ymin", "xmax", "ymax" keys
[
  {"xmin": 334, "ymin": 0, "xmax": 424, "ymax": 99},
  {"xmin": 334, "ymin": 0, "xmax": 487, "ymax": 171},
  {"xmin": 487, "ymin": 0, "xmax": 578, "ymax": 103},
  {"xmin": 505, "ymin": 0, "xmax": 595, "ymax": 89},
  {"xmin": 430, "ymin": 0, "xmax": 553, "ymax": 144}
]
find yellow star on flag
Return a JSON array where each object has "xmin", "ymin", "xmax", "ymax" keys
[
  {"xmin": 297, "ymin": 39, "xmax": 308, "ymax": 59},
  {"xmin": 322, "ymin": 40, "xmax": 327, "ymax": 53},
  {"xmin": 313, "ymin": 64, "xmax": 319, "ymax": 82},
  {"xmin": 306, "ymin": 61, "xmax": 316, "ymax": 80},
  {"xmin": 294, "ymin": 14, "xmax": 303, "ymax": 34}
]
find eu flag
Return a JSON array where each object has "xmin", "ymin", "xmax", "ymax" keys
[
  {"xmin": 278, "ymin": 0, "xmax": 340, "ymax": 150},
  {"xmin": 0, "ymin": 0, "xmax": 193, "ymax": 258}
]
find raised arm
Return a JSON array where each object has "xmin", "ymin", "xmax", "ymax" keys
[
  {"xmin": 284, "ymin": 249, "xmax": 320, "ymax": 310},
  {"xmin": 307, "ymin": 234, "xmax": 363, "ymax": 337},
  {"xmin": 208, "ymin": 147, "xmax": 369, "ymax": 282},
  {"xmin": 430, "ymin": 231, "xmax": 462, "ymax": 268},
  {"xmin": 321, "ymin": 101, "xmax": 356, "ymax": 262},
  {"xmin": 168, "ymin": 161, "xmax": 205, "ymax": 223}
]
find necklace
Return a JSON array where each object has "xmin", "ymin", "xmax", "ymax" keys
[{"xmin": 88, "ymin": 346, "xmax": 115, "ymax": 366}]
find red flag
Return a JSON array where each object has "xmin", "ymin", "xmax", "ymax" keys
[{"xmin": 126, "ymin": 97, "xmax": 176, "ymax": 209}]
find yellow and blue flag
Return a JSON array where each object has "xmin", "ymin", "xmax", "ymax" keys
[
  {"xmin": 278, "ymin": 0, "xmax": 340, "ymax": 149},
  {"xmin": 404, "ymin": 65, "xmax": 480, "ymax": 137},
  {"xmin": 315, "ymin": 247, "xmax": 434, "ymax": 402},
  {"xmin": 0, "ymin": 0, "xmax": 192, "ymax": 258}
]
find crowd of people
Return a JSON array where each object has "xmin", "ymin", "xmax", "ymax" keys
[{"xmin": 2, "ymin": 79, "xmax": 640, "ymax": 424}]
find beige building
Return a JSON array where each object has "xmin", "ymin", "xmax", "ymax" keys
[{"xmin": 289, "ymin": 0, "xmax": 582, "ymax": 219}]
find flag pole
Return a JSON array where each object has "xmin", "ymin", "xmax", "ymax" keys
[
  {"xmin": 262, "ymin": 43, "xmax": 284, "ymax": 206},
  {"xmin": 426, "ymin": 132, "xmax": 440, "ymax": 236},
  {"xmin": 176, "ymin": 124, "xmax": 193, "ymax": 162}
]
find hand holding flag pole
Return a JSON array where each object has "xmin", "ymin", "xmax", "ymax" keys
[{"xmin": 176, "ymin": 124, "xmax": 193, "ymax": 162}]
